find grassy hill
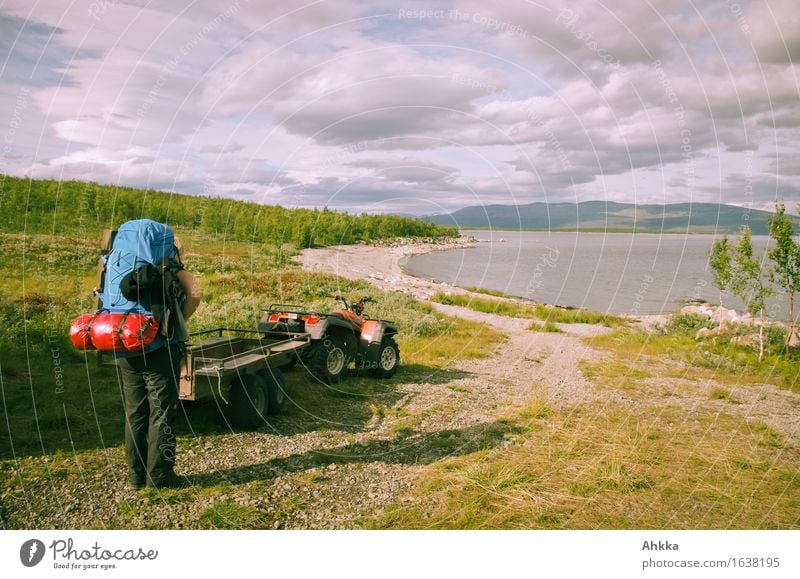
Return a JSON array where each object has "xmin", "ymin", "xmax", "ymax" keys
[
  {"xmin": 0, "ymin": 174, "xmax": 456, "ymax": 246},
  {"xmin": 426, "ymin": 201, "xmax": 798, "ymax": 234}
]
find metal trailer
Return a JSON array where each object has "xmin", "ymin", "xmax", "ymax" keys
[
  {"xmin": 178, "ymin": 328, "xmax": 310, "ymax": 428},
  {"xmin": 101, "ymin": 328, "xmax": 310, "ymax": 429}
]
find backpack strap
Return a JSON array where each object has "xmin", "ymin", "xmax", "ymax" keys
[
  {"xmin": 160, "ymin": 259, "xmax": 189, "ymax": 343},
  {"xmin": 114, "ymin": 310, "xmax": 155, "ymax": 341},
  {"xmin": 94, "ymin": 230, "xmax": 116, "ymax": 311},
  {"xmin": 82, "ymin": 311, "xmax": 103, "ymax": 333},
  {"xmin": 115, "ymin": 311, "xmax": 132, "ymax": 337}
]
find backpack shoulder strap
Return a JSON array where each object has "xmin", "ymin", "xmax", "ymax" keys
[{"xmin": 94, "ymin": 229, "xmax": 116, "ymax": 311}]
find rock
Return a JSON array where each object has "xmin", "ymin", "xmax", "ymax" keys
[
  {"xmin": 710, "ymin": 306, "xmax": 741, "ymax": 324},
  {"xmin": 681, "ymin": 305, "xmax": 713, "ymax": 319},
  {"xmin": 731, "ymin": 334, "xmax": 760, "ymax": 348},
  {"xmin": 695, "ymin": 327, "xmax": 716, "ymax": 339}
]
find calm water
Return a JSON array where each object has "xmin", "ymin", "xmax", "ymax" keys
[{"xmin": 403, "ymin": 231, "xmax": 783, "ymax": 316}]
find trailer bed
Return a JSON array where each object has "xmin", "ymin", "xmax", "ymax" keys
[{"xmin": 179, "ymin": 328, "xmax": 310, "ymax": 402}]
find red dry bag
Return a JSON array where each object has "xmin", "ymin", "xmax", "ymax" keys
[
  {"xmin": 69, "ymin": 312, "xmax": 160, "ymax": 352},
  {"xmin": 69, "ymin": 314, "xmax": 96, "ymax": 350}
]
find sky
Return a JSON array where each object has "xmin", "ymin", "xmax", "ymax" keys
[{"xmin": 0, "ymin": 0, "xmax": 798, "ymax": 215}]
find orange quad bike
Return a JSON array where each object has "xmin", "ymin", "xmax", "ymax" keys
[{"xmin": 259, "ymin": 295, "xmax": 400, "ymax": 383}]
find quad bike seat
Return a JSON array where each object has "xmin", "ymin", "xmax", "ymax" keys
[{"xmin": 332, "ymin": 310, "xmax": 365, "ymax": 328}]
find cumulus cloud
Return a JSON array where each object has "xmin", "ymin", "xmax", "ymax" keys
[
  {"xmin": 199, "ymin": 37, "xmax": 511, "ymax": 145},
  {"xmin": 0, "ymin": 0, "xmax": 798, "ymax": 212},
  {"xmin": 346, "ymin": 157, "xmax": 460, "ymax": 183},
  {"xmin": 749, "ymin": 0, "xmax": 800, "ymax": 64}
]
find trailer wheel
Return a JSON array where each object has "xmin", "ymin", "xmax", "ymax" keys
[
  {"xmin": 228, "ymin": 373, "xmax": 269, "ymax": 429},
  {"xmin": 370, "ymin": 336, "xmax": 400, "ymax": 378},
  {"xmin": 308, "ymin": 335, "xmax": 350, "ymax": 383},
  {"xmin": 262, "ymin": 367, "xmax": 287, "ymax": 416},
  {"xmin": 278, "ymin": 355, "xmax": 298, "ymax": 371}
]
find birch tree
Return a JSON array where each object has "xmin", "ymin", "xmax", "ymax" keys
[
  {"xmin": 730, "ymin": 227, "xmax": 773, "ymax": 361},
  {"xmin": 709, "ymin": 235, "xmax": 732, "ymax": 307},
  {"xmin": 768, "ymin": 202, "xmax": 800, "ymax": 347}
]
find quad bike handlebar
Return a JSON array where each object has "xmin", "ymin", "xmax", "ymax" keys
[{"xmin": 333, "ymin": 295, "xmax": 375, "ymax": 315}]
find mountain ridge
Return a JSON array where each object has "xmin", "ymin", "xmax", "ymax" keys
[{"xmin": 424, "ymin": 201, "xmax": 798, "ymax": 235}]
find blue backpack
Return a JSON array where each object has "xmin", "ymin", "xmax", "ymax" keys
[{"xmin": 96, "ymin": 219, "xmax": 186, "ymax": 353}]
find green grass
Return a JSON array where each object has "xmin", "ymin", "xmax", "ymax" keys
[
  {"xmin": 586, "ymin": 314, "xmax": 800, "ymax": 394},
  {"xmin": 370, "ymin": 314, "xmax": 800, "ymax": 529},
  {"xmin": 399, "ymin": 319, "xmax": 505, "ymax": 368},
  {"xmin": 578, "ymin": 358, "xmax": 652, "ymax": 396},
  {"xmin": 0, "ymin": 231, "xmax": 501, "ymax": 461},
  {"xmin": 464, "ymin": 286, "xmax": 510, "ymax": 298},
  {"xmin": 432, "ymin": 292, "xmax": 625, "ymax": 327},
  {"xmin": 198, "ymin": 500, "xmax": 269, "ymax": 529},
  {"xmin": 372, "ymin": 399, "xmax": 800, "ymax": 529},
  {"xmin": 709, "ymin": 388, "xmax": 740, "ymax": 403},
  {"xmin": 532, "ymin": 304, "xmax": 626, "ymax": 326},
  {"xmin": 432, "ymin": 292, "xmax": 538, "ymax": 318},
  {"xmin": 528, "ymin": 321, "xmax": 563, "ymax": 333}
]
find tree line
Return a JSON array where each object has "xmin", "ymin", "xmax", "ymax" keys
[
  {"xmin": 709, "ymin": 202, "xmax": 800, "ymax": 360},
  {"xmin": 0, "ymin": 174, "xmax": 457, "ymax": 246}
]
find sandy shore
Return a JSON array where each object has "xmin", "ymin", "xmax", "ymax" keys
[
  {"xmin": 297, "ymin": 237, "xmax": 478, "ymax": 300},
  {"xmin": 298, "ymin": 237, "xmax": 669, "ymax": 328}
]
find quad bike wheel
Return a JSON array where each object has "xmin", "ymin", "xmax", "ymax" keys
[
  {"xmin": 370, "ymin": 336, "xmax": 400, "ymax": 378},
  {"xmin": 308, "ymin": 335, "xmax": 350, "ymax": 383}
]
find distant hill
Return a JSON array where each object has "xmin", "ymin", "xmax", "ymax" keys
[{"xmin": 425, "ymin": 201, "xmax": 798, "ymax": 235}]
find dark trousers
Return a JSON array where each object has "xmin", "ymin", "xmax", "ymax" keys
[{"xmin": 118, "ymin": 344, "xmax": 181, "ymax": 487}]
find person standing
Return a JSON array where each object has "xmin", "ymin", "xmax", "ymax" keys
[{"xmin": 96, "ymin": 220, "xmax": 201, "ymax": 488}]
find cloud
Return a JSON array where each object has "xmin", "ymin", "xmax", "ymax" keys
[
  {"xmin": 757, "ymin": 108, "xmax": 800, "ymax": 129},
  {"xmin": 1, "ymin": 0, "xmax": 799, "ymax": 214},
  {"xmin": 749, "ymin": 0, "xmax": 800, "ymax": 64},
  {"xmin": 198, "ymin": 142, "xmax": 246, "ymax": 154},
  {"xmin": 720, "ymin": 171, "xmax": 800, "ymax": 204},
  {"xmin": 207, "ymin": 158, "xmax": 296, "ymax": 187},
  {"xmin": 199, "ymin": 37, "xmax": 512, "ymax": 145},
  {"xmin": 277, "ymin": 175, "xmax": 478, "ymax": 215},
  {"xmin": 346, "ymin": 157, "xmax": 459, "ymax": 183},
  {"xmin": 765, "ymin": 155, "xmax": 800, "ymax": 176},
  {"xmin": 448, "ymin": 0, "xmax": 683, "ymax": 80}
]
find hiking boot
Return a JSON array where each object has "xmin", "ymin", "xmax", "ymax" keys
[
  {"xmin": 147, "ymin": 472, "xmax": 190, "ymax": 489},
  {"xmin": 129, "ymin": 473, "xmax": 146, "ymax": 490}
]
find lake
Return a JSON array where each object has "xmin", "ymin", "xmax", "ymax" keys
[{"xmin": 403, "ymin": 230, "xmax": 786, "ymax": 317}]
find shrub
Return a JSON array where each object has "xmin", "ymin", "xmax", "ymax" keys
[{"xmin": 666, "ymin": 313, "xmax": 712, "ymax": 335}]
